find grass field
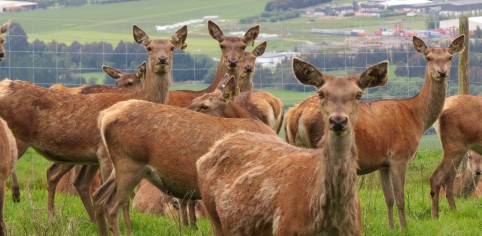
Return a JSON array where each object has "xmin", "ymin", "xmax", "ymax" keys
[{"xmin": 4, "ymin": 145, "xmax": 480, "ymax": 235}]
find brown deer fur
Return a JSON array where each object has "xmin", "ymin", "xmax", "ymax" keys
[
  {"xmin": 167, "ymin": 21, "xmax": 259, "ymax": 108},
  {"xmin": 237, "ymin": 41, "xmax": 267, "ymax": 91},
  {"xmin": 49, "ymin": 61, "xmax": 146, "ymax": 95},
  {"xmin": 283, "ymin": 35, "xmax": 465, "ymax": 229},
  {"xmin": 0, "ymin": 25, "xmax": 187, "ymax": 223},
  {"xmin": 0, "ymin": 20, "xmax": 21, "ymax": 204},
  {"xmin": 438, "ymin": 151, "xmax": 482, "ymax": 198},
  {"xmin": 52, "ymin": 62, "xmax": 145, "ymax": 195},
  {"xmin": 133, "ymin": 74, "xmax": 245, "ymax": 226},
  {"xmin": 93, "ymin": 99, "xmax": 276, "ymax": 235},
  {"xmin": 0, "ymin": 118, "xmax": 17, "ymax": 235},
  {"xmin": 197, "ymin": 58, "xmax": 389, "ymax": 235},
  {"xmin": 431, "ymin": 95, "xmax": 482, "ymax": 218}
]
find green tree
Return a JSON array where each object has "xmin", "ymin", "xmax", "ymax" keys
[{"xmin": 476, "ymin": 25, "xmax": 482, "ymax": 39}]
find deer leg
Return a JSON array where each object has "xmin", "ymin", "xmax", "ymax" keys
[
  {"xmin": 188, "ymin": 200, "xmax": 197, "ymax": 229},
  {"xmin": 97, "ymin": 144, "xmax": 114, "ymax": 182},
  {"xmin": 378, "ymin": 168, "xmax": 395, "ymax": 229},
  {"xmin": 73, "ymin": 165, "xmax": 99, "ymax": 221},
  {"xmin": 430, "ymin": 148, "xmax": 465, "ymax": 219},
  {"xmin": 444, "ymin": 159, "xmax": 463, "ymax": 211},
  {"xmin": 179, "ymin": 198, "xmax": 189, "ymax": 226},
  {"xmin": 106, "ymin": 162, "xmax": 145, "ymax": 236},
  {"xmin": 46, "ymin": 163, "xmax": 75, "ymax": 217},
  {"xmin": 0, "ymin": 180, "xmax": 6, "ymax": 236},
  {"xmin": 390, "ymin": 162, "xmax": 408, "ymax": 229},
  {"xmin": 11, "ymin": 142, "xmax": 28, "ymax": 203},
  {"xmin": 93, "ymin": 172, "xmax": 116, "ymax": 236}
]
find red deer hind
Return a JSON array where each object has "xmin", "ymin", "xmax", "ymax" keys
[
  {"xmin": 0, "ymin": 117, "xmax": 17, "ymax": 236},
  {"xmin": 92, "ymin": 79, "xmax": 277, "ymax": 236},
  {"xmin": 196, "ymin": 57, "xmax": 389, "ymax": 235},
  {"xmin": 438, "ymin": 151, "xmax": 482, "ymax": 198},
  {"xmin": 49, "ymin": 61, "xmax": 146, "ymax": 94},
  {"xmin": 0, "ymin": 24, "xmax": 187, "ymax": 224},
  {"xmin": 431, "ymin": 95, "xmax": 482, "ymax": 218},
  {"xmin": 283, "ymin": 35, "xmax": 465, "ymax": 229}
]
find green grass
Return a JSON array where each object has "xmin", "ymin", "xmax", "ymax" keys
[{"xmin": 4, "ymin": 146, "xmax": 481, "ymax": 235}]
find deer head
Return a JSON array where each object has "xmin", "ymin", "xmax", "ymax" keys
[
  {"xmin": 413, "ymin": 35, "xmax": 464, "ymax": 82},
  {"xmin": 133, "ymin": 24, "xmax": 187, "ymax": 74},
  {"xmin": 467, "ymin": 151, "xmax": 482, "ymax": 176},
  {"xmin": 240, "ymin": 41, "xmax": 267, "ymax": 75},
  {"xmin": 102, "ymin": 61, "xmax": 146, "ymax": 88},
  {"xmin": 292, "ymin": 57, "xmax": 388, "ymax": 136},
  {"xmin": 0, "ymin": 20, "xmax": 12, "ymax": 61},
  {"xmin": 208, "ymin": 20, "xmax": 259, "ymax": 71},
  {"xmin": 187, "ymin": 74, "xmax": 245, "ymax": 118}
]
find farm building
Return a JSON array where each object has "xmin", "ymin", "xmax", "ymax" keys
[
  {"xmin": 440, "ymin": 16, "xmax": 482, "ymax": 31},
  {"xmin": 0, "ymin": 0, "xmax": 37, "ymax": 12}
]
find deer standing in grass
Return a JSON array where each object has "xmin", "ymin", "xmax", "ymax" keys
[
  {"xmin": 92, "ymin": 81, "xmax": 277, "ymax": 236},
  {"xmin": 197, "ymin": 57, "xmax": 388, "ymax": 235},
  {"xmin": 49, "ymin": 62, "xmax": 146, "ymax": 94},
  {"xmin": 438, "ymin": 150, "xmax": 482, "ymax": 198},
  {"xmin": 0, "ymin": 25, "xmax": 187, "ymax": 223},
  {"xmin": 132, "ymin": 74, "xmax": 245, "ymax": 223},
  {"xmin": 431, "ymin": 95, "xmax": 482, "ymax": 218},
  {"xmin": 283, "ymin": 35, "xmax": 465, "ymax": 229},
  {"xmin": 54, "ymin": 62, "xmax": 146, "ymax": 195},
  {"xmin": 0, "ymin": 118, "xmax": 17, "ymax": 236}
]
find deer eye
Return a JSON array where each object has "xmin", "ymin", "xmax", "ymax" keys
[
  {"xmin": 318, "ymin": 91, "xmax": 325, "ymax": 99},
  {"xmin": 220, "ymin": 44, "xmax": 225, "ymax": 49},
  {"xmin": 171, "ymin": 46, "xmax": 175, "ymax": 51},
  {"xmin": 146, "ymin": 47, "xmax": 152, "ymax": 52},
  {"xmin": 200, "ymin": 105, "xmax": 209, "ymax": 110},
  {"xmin": 356, "ymin": 92, "xmax": 363, "ymax": 100},
  {"xmin": 241, "ymin": 45, "xmax": 246, "ymax": 50},
  {"xmin": 449, "ymin": 56, "xmax": 453, "ymax": 60},
  {"xmin": 425, "ymin": 56, "xmax": 431, "ymax": 61}
]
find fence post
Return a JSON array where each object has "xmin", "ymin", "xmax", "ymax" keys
[{"xmin": 458, "ymin": 16, "xmax": 469, "ymax": 95}]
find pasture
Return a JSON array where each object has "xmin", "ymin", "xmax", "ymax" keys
[
  {"xmin": 0, "ymin": 1, "xmax": 480, "ymax": 235},
  {"xmin": 3, "ymin": 147, "xmax": 480, "ymax": 235}
]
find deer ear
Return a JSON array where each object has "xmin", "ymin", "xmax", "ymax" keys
[
  {"xmin": 292, "ymin": 57, "xmax": 324, "ymax": 88},
  {"xmin": 448, "ymin": 34, "xmax": 465, "ymax": 55},
  {"xmin": 136, "ymin": 61, "xmax": 146, "ymax": 80},
  {"xmin": 243, "ymin": 25, "xmax": 260, "ymax": 46},
  {"xmin": 253, "ymin": 41, "xmax": 267, "ymax": 57},
  {"xmin": 133, "ymin": 25, "xmax": 151, "ymax": 47},
  {"xmin": 216, "ymin": 74, "xmax": 236, "ymax": 101},
  {"xmin": 102, "ymin": 65, "xmax": 125, "ymax": 80},
  {"xmin": 208, "ymin": 20, "xmax": 224, "ymax": 42},
  {"xmin": 171, "ymin": 25, "xmax": 188, "ymax": 49},
  {"xmin": 412, "ymin": 36, "xmax": 427, "ymax": 54},
  {"xmin": 359, "ymin": 60, "xmax": 389, "ymax": 89},
  {"xmin": 0, "ymin": 19, "xmax": 11, "ymax": 34}
]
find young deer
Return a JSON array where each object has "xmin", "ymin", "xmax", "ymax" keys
[
  {"xmin": 93, "ymin": 86, "xmax": 277, "ymax": 236},
  {"xmin": 283, "ymin": 35, "xmax": 465, "ymax": 229},
  {"xmin": 49, "ymin": 61, "xmax": 146, "ymax": 94},
  {"xmin": 167, "ymin": 20, "xmax": 259, "ymax": 107},
  {"xmin": 197, "ymin": 57, "xmax": 388, "ymax": 235},
  {"xmin": 438, "ymin": 151, "xmax": 482, "ymax": 198},
  {"xmin": 232, "ymin": 41, "xmax": 285, "ymax": 134},
  {"xmin": 431, "ymin": 95, "xmax": 482, "ymax": 218},
  {"xmin": 0, "ymin": 118, "xmax": 17, "ymax": 236},
  {"xmin": 0, "ymin": 25, "xmax": 187, "ymax": 222}
]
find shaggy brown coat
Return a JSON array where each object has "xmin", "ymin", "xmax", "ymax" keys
[{"xmin": 196, "ymin": 58, "xmax": 389, "ymax": 236}]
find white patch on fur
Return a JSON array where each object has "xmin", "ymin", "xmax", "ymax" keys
[{"xmin": 297, "ymin": 113, "xmax": 311, "ymax": 147}]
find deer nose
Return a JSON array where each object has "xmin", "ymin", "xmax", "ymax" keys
[
  {"xmin": 329, "ymin": 116, "xmax": 348, "ymax": 132},
  {"xmin": 0, "ymin": 52, "xmax": 4, "ymax": 58},
  {"xmin": 158, "ymin": 56, "xmax": 168, "ymax": 64},
  {"xmin": 475, "ymin": 169, "xmax": 482, "ymax": 175},
  {"xmin": 228, "ymin": 59, "xmax": 238, "ymax": 68},
  {"xmin": 244, "ymin": 65, "xmax": 253, "ymax": 73},
  {"xmin": 437, "ymin": 70, "xmax": 447, "ymax": 77}
]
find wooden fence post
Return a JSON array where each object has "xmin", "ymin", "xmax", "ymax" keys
[{"xmin": 458, "ymin": 16, "xmax": 469, "ymax": 95}]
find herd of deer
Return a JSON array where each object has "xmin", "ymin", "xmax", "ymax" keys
[{"xmin": 0, "ymin": 18, "xmax": 480, "ymax": 235}]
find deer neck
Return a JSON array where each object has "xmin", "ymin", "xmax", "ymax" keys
[
  {"xmin": 412, "ymin": 69, "xmax": 448, "ymax": 131},
  {"xmin": 208, "ymin": 58, "xmax": 241, "ymax": 95},
  {"xmin": 317, "ymin": 129, "xmax": 358, "ymax": 233},
  {"xmin": 141, "ymin": 67, "xmax": 172, "ymax": 104},
  {"xmin": 238, "ymin": 72, "xmax": 254, "ymax": 92}
]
